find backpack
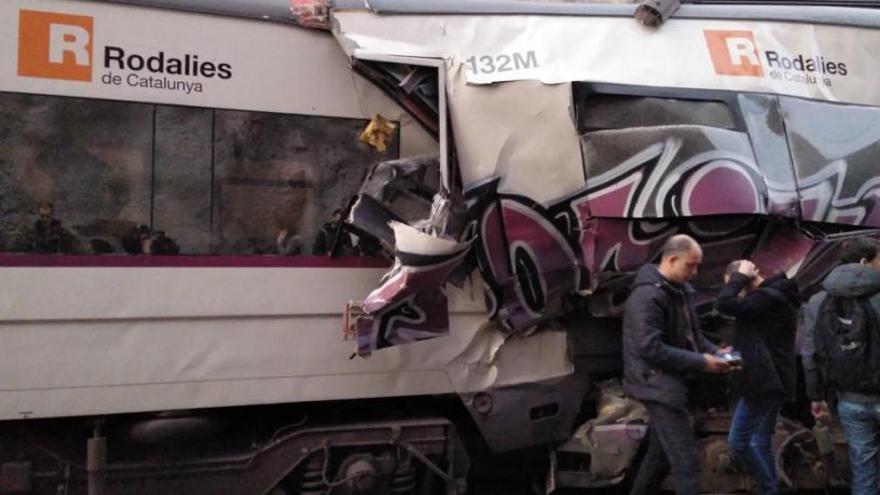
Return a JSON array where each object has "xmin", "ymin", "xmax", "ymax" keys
[{"xmin": 814, "ymin": 293, "xmax": 880, "ymax": 394}]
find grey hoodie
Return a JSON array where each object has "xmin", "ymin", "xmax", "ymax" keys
[{"xmin": 802, "ymin": 263, "xmax": 880, "ymax": 402}]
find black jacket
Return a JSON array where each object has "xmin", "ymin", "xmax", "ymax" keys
[
  {"xmin": 623, "ymin": 264, "xmax": 718, "ymax": 410},
  {"xmin": 716, "ymin": 273, "xmax": 801, "ymax": 401},
  {"xmin": 802, "ymin": 263, "xmax": 880, "ymax": 401}
]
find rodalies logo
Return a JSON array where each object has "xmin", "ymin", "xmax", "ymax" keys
[
  {"xmin": 704, "ymin": 30, "xmax": 763, "ymax": 77},
  {"xmin": 703, "ymin": 29, "xmax": 848, "ymax": 87},
  {"xmin": 17, "ymin": 9, "xmax": 233, "ymax": 95},
  {"xmin": 18, "ymin": 9, "xmax": 93, "ymax": 82}
]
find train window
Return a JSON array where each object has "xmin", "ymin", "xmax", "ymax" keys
[
  {"xmin": 211, "ymin": 110, "xmax": 396, "ymax": 255},
  {"xmin": 0, "ymin": 92, "xmax": 397, "ymax": 255},
  {"xmin": 575, "ymin": 93, "xmax": 737, "ymax": 133},
  {"xmin": 0, "ymin": 93, "xmax": 153, "ymax": 254}
]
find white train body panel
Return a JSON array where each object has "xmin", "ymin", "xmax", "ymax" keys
[{"xmin": 0, "ymin": 0, "xmax": 575, "ymax": 421}]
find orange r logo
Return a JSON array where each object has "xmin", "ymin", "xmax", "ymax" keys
[
  {"xmin": 18, "ymin": 9, "xmax": 93, "ymax": 82},
  {"xmin": 704, "ymin": 30, "xmax": 764, "ymax": 77}
]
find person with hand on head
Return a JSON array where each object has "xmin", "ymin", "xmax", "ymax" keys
[
  {"xmin": 802, "ymin": 236, "xmax": 880, "ymax": 495},
  {"xmin": 624, "ymin": 234, "xmax": 732, "ymax": 495},
  {"xmin": 716, "ymin": 259, "xmax": 801, "ymax": 495}
]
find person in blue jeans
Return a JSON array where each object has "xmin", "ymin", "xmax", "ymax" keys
[
  {"xmin": 803, "ymin": 237, "xmax": 880, "ymax": 495},
  {"xmin": 716, "ymin": 259, "xmax": 801, "ymax": 495},
  {"xmin": 838, "ymin": 400, "xmax": 880, "ymax": 495}
]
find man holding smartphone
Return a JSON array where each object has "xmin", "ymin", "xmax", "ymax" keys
[{"xmin": 624, "ymin": 235, "xmax": 733, "ymax": 495}]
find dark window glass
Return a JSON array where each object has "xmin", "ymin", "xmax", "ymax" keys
[
  {"xmin": 0, "ymin": 92, "xmax": 398, "ymax": 255},
  {"xmin": 575, "ymin": 94, "xmax": 736, "ymax": 133}
]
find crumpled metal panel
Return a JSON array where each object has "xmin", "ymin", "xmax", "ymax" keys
[
  {"xmin": 458, "ymin": 89, "xmax": 880, "ymax": 332},
  {"xmin": 467, "ymin": 182, "xmax": 582, "ymax": 331},
  {"xmin": 354, "ymin": 107, "xmax": 880, "ymax": 341},
  {"xmin": 343, "ymin": 53, "xmax": 880, "ymax": 350},
  {"xmin": 353, "ymin": 222, "xmax": 470, "ymax": 356},
  {"xmin": 347, "ymin": 154, "xmax": 443, "ymax": 247},
  {"xmin": 346, "ymin": 152, "xmax": 477, "ymax": 354},
  {"xmin": 575, "ymin": 125, "xmax": 766, "ymax": 290}
]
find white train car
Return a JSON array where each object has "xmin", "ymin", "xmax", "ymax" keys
[
  {"xmin": 2, "ymin": 0, "xmax": 880, "ymax": 494},
  {"xmin": 0, "ymin": 1, "xmax": 579, "ymax": 494}
]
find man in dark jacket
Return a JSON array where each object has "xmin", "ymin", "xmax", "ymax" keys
[
  {"xmin": 716, "ymin": 260, "xmax": 801, "ymax": 495},
  {"xmin": 802, "ymin": 237, "xmax": 880, "ymax": 495},
  {"xmin": 18, "ymin": 201, "xmax": 78, "ymax": 253},
  {"xmin": 624, "ymin": 234, "xmax": 732, "ymax": 495}
]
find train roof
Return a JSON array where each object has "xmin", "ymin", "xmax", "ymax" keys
[{"xmin": 94, "ymin": 0, "xmax": 880, "ymax": 28}]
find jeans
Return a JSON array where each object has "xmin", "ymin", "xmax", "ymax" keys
[
  {"xmin": 727, "ymin": 395, "xmax": 783, "ymax": 495},
  {"xmin": 629, "ymin": 401, "xmax": 702, "ymax": 495},
  {"xmin": 837, "ymin": 399, "xmax": 880, "ymax": 495}
]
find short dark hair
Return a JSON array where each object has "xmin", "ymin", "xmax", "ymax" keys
[
  {"xmin": 840, "ymin": 237, "xmax": 879, "ymax": 264},
  {"xmin": 724, "ymin": 260, "xmax": 742, "ymax": 278},
  {"xmin": 661, "ymin": 234, "xmax": 698, "ymax": 258}
]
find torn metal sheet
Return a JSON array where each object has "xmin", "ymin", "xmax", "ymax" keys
[
  {"xmin": 358, "ymin": 154, "xmax": 440, "ymax": 221},
  {"xmin": 347, "ymin": 193, "xmax": 404, "ymax": 249},
  {"xmin": 352, "ymin": 222, "xmax": 471, "ymax": 356},
  {"xmin": 355, "ymin": 288, "xmax": 450, "ymax": 357},
  {"xmin": 347, "ymin": 151, "xmax": 467, "ymax": 241}
]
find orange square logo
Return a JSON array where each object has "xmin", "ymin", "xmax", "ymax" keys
[
  {"xmin": 18, "ymin": 9, "xmax": 93, "ymax": 82},
  {"xmin": 704, "ymin": 30, "xmax": 763, "ymax": 77}
]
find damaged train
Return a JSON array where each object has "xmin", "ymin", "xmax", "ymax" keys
[{"xmin": 1, "ymin": 0, "xmax": 880, "ymax": 493}]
